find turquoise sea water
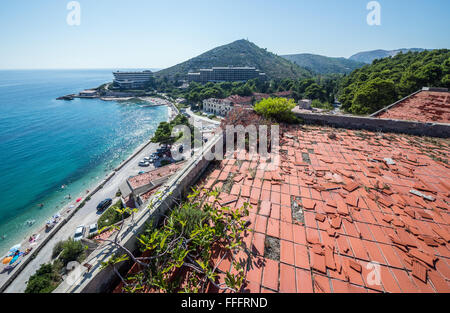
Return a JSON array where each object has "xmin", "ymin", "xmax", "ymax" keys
[{"xmin": 0, "ymin": 70, "xmax": 167, "ymax": 254}]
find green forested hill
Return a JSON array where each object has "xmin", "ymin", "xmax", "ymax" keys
[
  {"xmin": 339, "ymin": 49, "xmax": 450, "ymax": 114},
  {"xmin": 281, "ymin": 53, "xmax": 365, "ymax": 74},
  {"xmin": 155, "ymin": 39, "xmax": 311, "ymax": 80}
]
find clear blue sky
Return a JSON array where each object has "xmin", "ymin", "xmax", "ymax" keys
[{"xmin": 0, "ymin": 0, "xmax": 448, "ymax": 69}]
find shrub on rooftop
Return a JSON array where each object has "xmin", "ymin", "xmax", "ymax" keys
[{"xmin": 254, "ymin": 97, "xmax": 299, "ymax": 123}]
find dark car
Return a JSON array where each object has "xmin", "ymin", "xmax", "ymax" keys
[{"xmin": 96, "ymin": 198, "xmax": 112, "ymax": 211}]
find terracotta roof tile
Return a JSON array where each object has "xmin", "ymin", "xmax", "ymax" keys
[
  {"xmin": 119, "ymin": 124, "xmax": 450, "ymax": 293},
  {"xmin": 376, "ymin": 91, "xmax": 450, "ymax": 124}
]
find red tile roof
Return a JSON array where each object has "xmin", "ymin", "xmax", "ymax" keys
[
  {"xmin": 115, "ymin": 125, "xmax": 450, "ymax": 293},
  {"xmin": 376, "ymin": 91, "xmax": 450, "ymax": 124},
  {"xmin": 195, "ymin": 125, "xmax": 450, "ymax": 293},
  {"xmin": 226, "ymin": 95, "xmax": 253, "ymax": 105},
  {"xmin": 128, "ymin": 162, "xmax": 185, "ymax": 189}
]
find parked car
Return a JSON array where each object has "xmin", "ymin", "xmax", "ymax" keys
[
  {"xmin": 89, "ymin": 223, "xmax": 98, "ymax": 235},
  {"xmin": 157, "ymin": 146, "xmax": 170, "ymax": 154},
  {"xmin": 96, "ymin": 198, "xmax": 112, "ymax": 211},
  {"xmin": 139, "ymin": 160, "xmax": 150, "ymax": 167},
  {"xmin": 74, "ymin": 226, "xmax": 85, "ymax": 241}
]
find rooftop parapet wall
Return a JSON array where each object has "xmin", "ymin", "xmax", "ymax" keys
[{"xmin": 293, "ymin": 109, "xmax": 450, "ymax": 139}]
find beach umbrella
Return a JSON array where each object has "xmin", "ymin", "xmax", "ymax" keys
[
  {"xmin": 2, "ymin": 256, "xmax": 12, "ymax": 264},
  {"xmin": 9, "ymin": 244, "xmax": 21, "ymax": 253},
  {"xmin": 9, "ymin": 255, "xmax": 19, "ymax": 265},
  {"xmin": 76, "ymin": 197, "xmax": 82, "ymax": 203}
]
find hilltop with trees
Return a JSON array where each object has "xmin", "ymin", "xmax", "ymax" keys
[
  {"xmin": 155, "ymin": 39, "xmax": 311, "ymax": 80},
  {"xmin": 339, "ymin": 49, "xmax": 450, "ymax": 114}
]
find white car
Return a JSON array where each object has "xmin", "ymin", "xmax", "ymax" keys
[
  {"xmin": 89, "ymin": 223, "xmax": 98, "ymax": 235},
  {"xmin": 74, "ymin": 226, "xmax": 85, "ymax": 241},
  {"xmin": 138, "ymin": 160, "xmax": 150, "ymax": 167}
]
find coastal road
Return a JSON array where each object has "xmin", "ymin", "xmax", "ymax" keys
[
  {"xmin": 185, "ymin": 107, "xmax": 221, "ymax": 127},
  {"xmin": 3, "ymin": 141, "xmax": 161, "ymax": 293},
  {"xmin": 184, "ymin": 108, "xmax": 221, "ymax": 145}
]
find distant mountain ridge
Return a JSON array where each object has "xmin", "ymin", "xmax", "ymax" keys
[
  {"xmin": 349, "ymin": 48, "xmax": 428, "ymax": 64},
  {"xmin": 281, "ymin": 53, "xmax": 365, "ymax": 74},
  {"xmin": 155, "ymin": 39, "xmax": 311, "ymax": 80}
]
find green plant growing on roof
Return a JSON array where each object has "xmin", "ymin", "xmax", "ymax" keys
[
  {"xmin": 100, "ymin": 188, "xmax": 250, "ymax": 293},
  {"xmin": 254, "ymin": 97, "xmax": 299, "ymax": 123}
]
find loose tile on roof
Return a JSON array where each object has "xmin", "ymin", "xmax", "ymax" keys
[
  {"xmin": 116, "ymin": 124, "xmax": 450, "ymax": 293},
  {"xmin": 192, "ymin": 125, "xmax": 450, "ymax": 293}
]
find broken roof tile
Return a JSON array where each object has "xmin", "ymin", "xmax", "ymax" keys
[
  {"xmin": 409, "ymin": 249, "xmax": 435, "ymax": 268},
  {"xmin": 152, "ymin": 124, "xmax": 450, "ymax": 294},
  {"xmin": 302, "ymin": 198, "xmax": 316, "ymax": 210},
  {"xmin": 412, "ymin": 261, "xmax": 428, "ymax": 283}
]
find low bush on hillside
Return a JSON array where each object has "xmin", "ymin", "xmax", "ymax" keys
[
  {"xmin": 25, "ymin": 263, "xmax": 62, "ymax": 294},
  {"xmin": 58, "ymin": 239, "xmax": 86, "ymax": 266},
  {"xmin": 27, "ymin": 239, "xmax": 87, "ymax": 293}
]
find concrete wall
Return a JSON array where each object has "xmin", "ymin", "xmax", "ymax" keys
[
  {"xmin": 293, "ymin": 110, "xmax": 450, "ymax": 138},
  {"xmin": 56, "ymin": 135, "xmax": 222, "ymax": 293}
]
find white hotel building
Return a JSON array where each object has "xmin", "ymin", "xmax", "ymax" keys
[
  {"xmin": 112, "ymin": 70, "xmax": 153, "ymax": 89},
  {"xmin": 202, "ymin": 98, "xmax": 233, "ymax": 116}
]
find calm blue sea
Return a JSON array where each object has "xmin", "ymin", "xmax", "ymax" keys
[{"xmin": 0, "ymin": 69, "xmax": 167, "ymax": 254}]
